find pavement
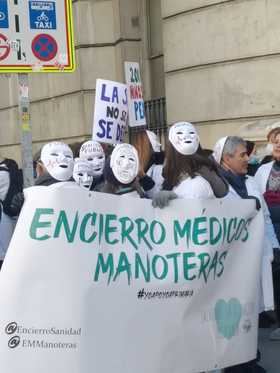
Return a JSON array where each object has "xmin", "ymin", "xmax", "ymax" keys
[{"xmin": 258, "ymin": 326, "xmax": 280, "ymax": 373}]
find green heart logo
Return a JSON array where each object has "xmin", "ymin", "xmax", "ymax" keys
[{"xmin": 215, "ymin": 298, "xmax": 242, "ymax": 340}]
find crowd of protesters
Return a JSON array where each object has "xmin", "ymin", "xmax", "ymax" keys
[{"xmin": 0, "ymin": 123, "xmax": 280, "ymax": 373}]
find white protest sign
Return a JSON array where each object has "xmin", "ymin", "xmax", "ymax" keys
[
  {"xmin": 124, "ymin": 61, "xmax": 146, "ymax": 127},
  {"xmin": 92, "ymin": 79, "xmax": 128, "ymax": 144},
  {"xmin": 0, "ymin": 187, "xmax": 263, "ymax": 373}
]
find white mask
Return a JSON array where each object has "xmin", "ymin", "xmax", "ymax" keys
[
  {"xmin": 110, "ymin": 144, "xmax": 139, "ymax": 184},
  {"xmin": 79, "ymin": 141, "xmax": 105, "ymax": 177},
  {"xmin": 73, "ymin": 159, "xmax": 94, "ymax": 190},
  {"xmin": 41, "ymin": 142, "xmax": 74, "ymax": 181},
  {"xmin": 169, "ymin": 122, "xmax": 199, "ymax": 155}
]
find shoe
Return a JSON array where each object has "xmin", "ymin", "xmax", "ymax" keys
[
  {"xmin": 269, "ymin": 327, "xmax": 280, "ymax": 340},
  {"xmin": 253, "ymin": 364, "xmax": 266, "ymax": 373},
  {"xmin": 258, "ymin": 311, "xmax": 276, "ymax": 328}
]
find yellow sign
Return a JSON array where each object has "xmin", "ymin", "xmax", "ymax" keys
[{"xmin": 0, "ymin": 0, "xmax": 75, "ymax": 73}]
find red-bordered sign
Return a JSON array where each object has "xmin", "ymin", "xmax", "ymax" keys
[
  {"xmin": 31, "ymin": 33, "xmax": 57, "ymax": 61},
  {"xmin": 0, "ymin": 0, "xmax": 75, "ymax": 73},
  {"xmin": 0, "ymin": 33, "xmax": 10, "ymax": 61}
]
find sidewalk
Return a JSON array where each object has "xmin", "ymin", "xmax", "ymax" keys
[{"xmin": 259, "ymin": 327, "xmax": 280, "ymax": 372}]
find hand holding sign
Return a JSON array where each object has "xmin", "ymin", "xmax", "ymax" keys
[{"xmin": 92, "ymin": 79, "xmax": 128, "ymax": 144}]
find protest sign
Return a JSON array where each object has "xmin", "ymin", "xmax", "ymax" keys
[
  {"xmin": 0, "ymin": 187, "xmax": 263, "ymax": 373},
  {"xmin": 124, "ymin": 61, "xmax": 146, "ymax": 127},
  {"xmin": 92, "ymin": 79, "xmax": 128, "ymax": 144}
]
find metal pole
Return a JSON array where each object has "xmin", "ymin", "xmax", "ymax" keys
[{"xmin": 18, "ymin": 73, "xmax": 34, "ymax": 187}]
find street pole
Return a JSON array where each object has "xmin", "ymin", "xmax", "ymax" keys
[{"xmin": 18, "ymin": 73, "xmax": 34, "ymax": 187}]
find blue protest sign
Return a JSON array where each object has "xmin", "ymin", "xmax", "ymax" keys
[
  {"xmin": 0, "ymin": 0, "xmax": 9, "ymax": 29},
  {"xmin": 29, "ymin": 1, "xmax": 57, "ymax": 30}
]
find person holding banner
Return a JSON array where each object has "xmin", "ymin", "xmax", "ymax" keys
[
  {"xmin": 9, "ymin": 141, "xmax": 74, "ymax": 216},
  {"xmin": 152, "ymin": 121, "xmax": 228, "ymax": 208},
  {"xmin": 213, "ymin": 135, "xmax": 277, "ymax": 373},
  {"xmin": 101, "ymin": 143, "xmax": 144, "ymax": 197},
  {"xmin": 131, "ymin": 129, "xmax": 164, "ymax": 198}
]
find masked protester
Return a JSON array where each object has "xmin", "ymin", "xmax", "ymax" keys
[
  {"xmin": 152, "ymin": 121, "xmax": 228, "ymax": 208},
  {"xmin": 101, "ymin": 143, "xmax": 144, "ymax": 197},
  {"xmin": 131, "ymin": 130, "xmax": 164, "ymax": 198},
  {"xmin": 79, "ymin": 140, "xmax": 106, "ymax": 191},
  {"xmin": 39, "ymin": 141, "xmax": 74, "ymax": 182},
  {"xmin": 73, "ymin": 158, "xmax": 94, "ymax": 190},
  {"xmin": 9, "ymin": 142, "xmax": 74, "ymax": 216},
  {"xmin": 213, "ymin": 136, "xmax": 276, "ymax": 373},
  {"xmin": 255, "ymin": 128, "xmax": 280, "ymax": 341}
]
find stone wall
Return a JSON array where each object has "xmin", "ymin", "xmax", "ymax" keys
[{"xmin": 161, "ymin": 0, "xmax": 280, "ymax": 148}]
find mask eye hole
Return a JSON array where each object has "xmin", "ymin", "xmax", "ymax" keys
[
  {"xmin": 129, "ymin": 157, "xmax": 135, "ymax": 162},
  {"xmin": 98, "ymin": 156, "xmax": 104, "ymax": 159},
  {"xmin": 65, "ymin": 155, "xmax": 72, "ymax": 159},
  {"xmin": 78, "ymin": 173, "xmax": 83, "ymax": 177},
  {"xmin": 50, "ymin": 152, "xmax": 58, "ymax": 156},
  {"xmin": 189, "ymin": 132, "xmax": 195, "ymax": 135},
  {"xmin": 176, "ymin": 131, "xmax": 183, "ymax": 135},
  {"xmin": 87, "ymin": 157, "xmax": 93, "ymax": 161}
]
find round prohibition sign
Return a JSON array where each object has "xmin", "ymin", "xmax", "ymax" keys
[
  {"xmin": 0, "ymin": 33, "xmax": 10, "ymax": 61},
  {"xmin": 31, "ymin": 34, "xmax": 58, "ymax": 62}
]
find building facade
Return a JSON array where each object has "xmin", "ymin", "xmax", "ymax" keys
[{"xmin": 0, "ymin": 0, "xmax": 279, "ymax": 163}]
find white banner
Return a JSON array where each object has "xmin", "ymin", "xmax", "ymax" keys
[
  {"xmin": 124, "ymin": 62, "xmax": 146, "ymax": 127},
  {"xmin": 92, "ymin": 79, "xmax": 128, "ymax": 144},
  {"xmin": 0, "ymin": 187, "xmax": 264, "ymax": 373}
]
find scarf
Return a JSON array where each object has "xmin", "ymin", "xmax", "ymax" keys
[{"xmin": 220, "ymin": 169, "xmax": 248, "ymax": 198}]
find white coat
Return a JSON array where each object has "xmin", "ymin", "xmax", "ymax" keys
[
  {"xmin": 254, "ymin": 161, "xmax": 279, "ymax": 249},
  {"xmin": 0, "ymin": 210, "xmax": 17, "ymax": 261},
  {"xmin": 173, "ymin": 175, "xmax": 214, "ymax": 199},
  {"xmin": 254, "ymin": 161, "xmax": 273, "ymax": 195},
  {"xmin": 227, "ymin": 176, "xmax": 275, "ymax": 311}
]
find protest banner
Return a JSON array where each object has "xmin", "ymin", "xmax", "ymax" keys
[
  {"xmin": 124, "ymin": 61, "xmax": 146, "ymax": 127},
  {"xmin": 0, "ymin": 187, "xmax": 263, "ymax": 373},
  {"xmin": 92, "ymin": 79, "xmax": 128, "ymax": 144}
]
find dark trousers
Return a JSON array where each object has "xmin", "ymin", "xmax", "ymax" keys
[{"xmin": 272, "ymin": 261, "xmax": 280, "ymax": 324}]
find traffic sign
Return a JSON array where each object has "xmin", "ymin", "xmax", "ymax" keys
[
  {"xmin": 29, "ymin": 1, "xmax": 57, "ymax": 30},
  {"xmin": 0, "ymin": 0, "xmax": 75, "ymax": 72},
  {"xmin": 0, "ymin": 33, "xmax": 10, "ymax": 61},
  {"xmin": 31, "ymin": 33, "xmax": 57, "ymax": 61},
  {"xmin": 0, "ymin": 0, "xmax": 9, "ymax": 29}
]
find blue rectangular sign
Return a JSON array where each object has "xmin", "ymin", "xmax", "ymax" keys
[
  {"xmin": 29, "ymin": 1, "xmax": 57, "ymax": 30},
  {"xmin": 0, "ymin": 0, "xmax": 9, "ymax": 29}
]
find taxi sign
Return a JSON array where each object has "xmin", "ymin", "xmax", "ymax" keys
[{"xmin": 0, "ymin": 0, "xmax": 75, "ymax": 73}]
